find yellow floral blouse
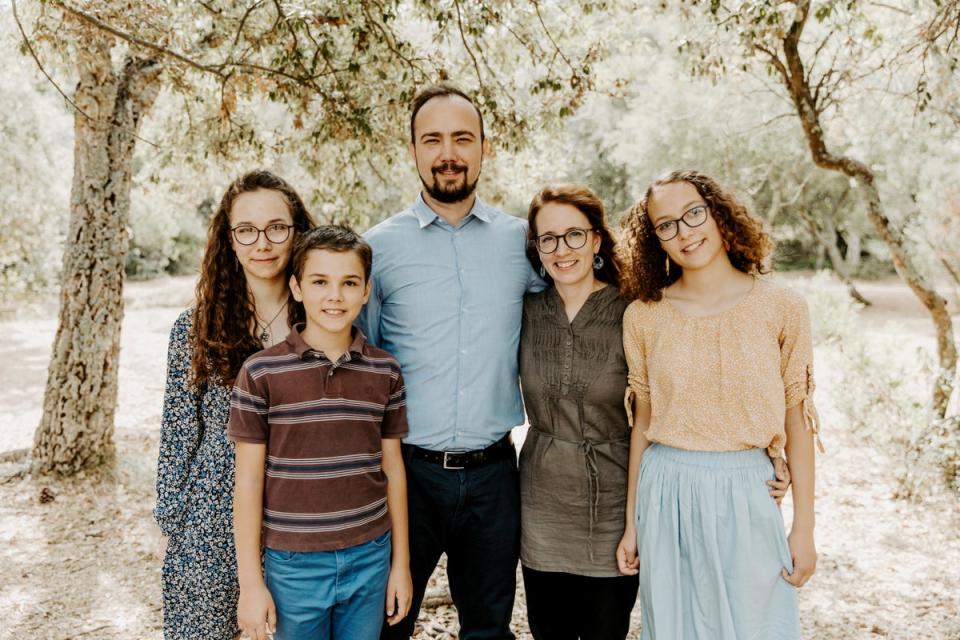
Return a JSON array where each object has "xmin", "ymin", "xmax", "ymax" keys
[{"xmin": 623, "ymin": 277, "xmax": 823, "ymax": 459}]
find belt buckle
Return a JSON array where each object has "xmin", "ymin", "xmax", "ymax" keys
[{"xmin": 443, "ymin": 450, "xmax": 466, "ymax": 470}]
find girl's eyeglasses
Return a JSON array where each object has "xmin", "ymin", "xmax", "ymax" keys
[
  {"xmin": 653, "ymin": 205, "xmax": 709, "ymax": 241},
  {"xmin": 231, "ymin": 223, "xmax": 294, "ymax": 246}
]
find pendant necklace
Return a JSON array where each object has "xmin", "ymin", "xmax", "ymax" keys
[{"xmin": 255, "ymin": 303, "xmax": 286, "ymax": 344}]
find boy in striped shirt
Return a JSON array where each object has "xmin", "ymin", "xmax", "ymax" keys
[{"xmin": 230, "ymin": 225, "xmax": 412, "ymax": 640}]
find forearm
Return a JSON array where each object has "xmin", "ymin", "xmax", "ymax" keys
[
  {"xmin": 381, "ymin": 439, "xmax": 409, "ymax": 567},
  {"xmin": 784, "ymin": 405, "xmax": 816, "ymax": 532},
  {"xmin": 624, "ymin": 402, "xmax": 652, "ymax": 528},
  {"xmin": 155, "ymin": 377, "xmax": 201, "ymax": 531},
  {"xmin": 154, "ymin": 414, "xmax": 199, "ymax": 533},
  {"xmin": 234, "ymin": 442, "xmax": 267, "ymax": 588}
]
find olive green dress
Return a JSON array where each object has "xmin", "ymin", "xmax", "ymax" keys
[{"xmin": 519, "ymin": 284, "xmax": 630, "ymax": 577}]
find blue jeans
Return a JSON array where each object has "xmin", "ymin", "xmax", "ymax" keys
[{"xmin": 265, "ymin": 530, "xmax": 392, "ymax": 640}]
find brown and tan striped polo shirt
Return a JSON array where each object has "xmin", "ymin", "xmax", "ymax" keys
[{"xmin": 228, "ymin": 325, "xmax": 407, "ymax": 552}]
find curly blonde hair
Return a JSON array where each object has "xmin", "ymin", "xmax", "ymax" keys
[{"xmin": 620, "ymin": 170, "xmax": 773, "ymax": 302}]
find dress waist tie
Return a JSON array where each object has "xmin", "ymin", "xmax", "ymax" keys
[{"xmin": 530, "ymin": 424, "xmax": 628, "ymax": 563}]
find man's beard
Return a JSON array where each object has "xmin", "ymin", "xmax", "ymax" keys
[{"xmin": 420, "ymin": 161, "xmax": 480, "ymax": 204}]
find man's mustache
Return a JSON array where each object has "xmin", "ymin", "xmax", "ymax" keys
[{"xmin": 432, "ymin": 162, "xmax": 467, "ymax": 175}]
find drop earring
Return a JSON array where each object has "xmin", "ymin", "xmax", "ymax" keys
[
  {"xmin": 593, "ymin": 254, "xmax": 604, "ymax": 270},
  {"xmin": 539, "ymin": 265, "xmax": 546, "ymax": 278},
  {"xmin": 665, "ymin": 257, "xmax": 670, "ymax": 277}
]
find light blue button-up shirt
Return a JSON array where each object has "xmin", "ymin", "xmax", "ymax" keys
[{"xmin": 357, "ymin": 194, "xmax": 543, "ymax": 451}]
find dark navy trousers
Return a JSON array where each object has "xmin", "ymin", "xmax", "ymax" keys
[{"xmin": 381, "ymin": 448, "xmax": 520, "ymax": 640}]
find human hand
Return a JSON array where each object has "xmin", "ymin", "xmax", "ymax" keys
[
  {"xmin": 782, "ymin": 528, "xmax": 817, "ymax": 587},
  {"xmin": 616, "ymin": 526, "xmax": 639, "ymax": 576},
  {"xmin": 237, "ymin": 582, "xmax": 276, "ymax": 640},
  {"xmin": 767, "ymin": 456, "xmax": 791, "ymax": 505},
  {"xmin": 385, "ymin": 563, "xmax": 413, "ymax": 625}
]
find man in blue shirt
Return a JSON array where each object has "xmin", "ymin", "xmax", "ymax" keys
[{"xmin": 358, "ymin": 85, "xmax": 541, "ymax": 640}]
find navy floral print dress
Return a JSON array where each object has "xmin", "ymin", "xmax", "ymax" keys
[{"xmin": 155, "ymin": 309, "xmax": 240, "ymax": 640}]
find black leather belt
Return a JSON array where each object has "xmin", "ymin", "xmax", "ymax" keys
[{"xmin": 404, "ymin": 435, "xmax": 514, "ymax": 470}]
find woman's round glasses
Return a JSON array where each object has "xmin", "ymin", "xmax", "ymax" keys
[
  {"xmin": 231, "ymin": 223, "xmax": 294, "ymax": 246},
  {"xmin": 653, "ymin": 205, "xmax": 709, "ymax": 241},
  {"xmin": 535, "ymin": 228, "xmax": 592, "ymax": 254}
]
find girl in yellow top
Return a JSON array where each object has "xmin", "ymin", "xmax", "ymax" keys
[{"xmin": 615, "ymin": 170, "xmax": 822, "ymax": 639}]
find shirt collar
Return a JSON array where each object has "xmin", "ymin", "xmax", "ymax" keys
[
  {"xmin": 412, "ymin": 192, "xmax": 493, "ymax": 229},
  {"xmin": 285, "ymin": 324, "xmax": 367, "ymax": 360}
]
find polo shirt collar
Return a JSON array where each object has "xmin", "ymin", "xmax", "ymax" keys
[
  {"xmin": 285, "ymin": 324, "xmax": 367, "ymax": 360},
  {"xmin": 347, "ymin": 327, "xmax": 368, "ymax": 355},
  {"xmin": 412, "ymin": 192, "xmax": 493, "ymax": 228}
]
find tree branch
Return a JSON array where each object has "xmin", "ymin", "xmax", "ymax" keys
[
  {"xmin": 453, "ymin": 0, "xmax": 484, "ymax": 91},
  {"xmin": 232, "ymin": 0, "xmax": 266, "ymax": 49},
  {"xmin": 531, "ymin": 0, "xmax": 576, "ymax": 75},
  {"xmin": 55, "ymin": 0, "xmax": 336, "ymax": 86},
  {"xmin": 12, "ymin": 0, "xmax": 160, "ymax": 147},
  {"xmin": 754, "ymin": 43, "xmax": 789, "ymax": 84},
  {"xmin": 11, "ymin": 0, "xmax": 95, "ymax": 123},
  {"xmin": 197, "ymin": 1, "xmax": 221, "ymax": 15},
  {"xmin": 56, "ymin": 0, "xmax": 224, "ymax": 77},
  {"xmin": 360, "ymin": 2, "xmax": 430, "ymax": 81},
  {"xmin": 809, "ymin": 27, "xmax": 836, "ymax": 71}
]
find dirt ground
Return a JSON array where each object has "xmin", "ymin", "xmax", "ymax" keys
[{"xmin": 1, "ymin": 274, "xmax": 959, "ymax": 640}]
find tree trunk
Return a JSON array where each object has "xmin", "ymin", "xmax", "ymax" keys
[
  {"xmin": 32, "ymin": 33, "xmax": 161, "ymax": 475},
  {"xmin": 843, "ymin": 229, "xmax": 862, "ymax": 272},
  {"xmin": 764, "ymin": 187, "xmax": 781, "ymax": 225},
  {"xmin": 775, "ymin": 1, "xmax": 957, "ymax": 417},
  {"xmin": 798, "ymin": 211, "xmax": 872, "ymax": 306},
  {"xmin": 820, "ymin": 219, "xmax": 871, "ymax": 306}
]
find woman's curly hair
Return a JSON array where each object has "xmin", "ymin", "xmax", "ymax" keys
[
  {"xmin": 190, "ymin": 170, "xmax": 316, "ymax": 388},
  {"xmin": 620, "ymin": 170, "xmax": 773, "ymax": 302}
]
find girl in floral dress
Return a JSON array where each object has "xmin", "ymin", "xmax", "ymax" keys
[{"xmin": 154, "ymin": 170, "xmax": 314, "ymax": 639}]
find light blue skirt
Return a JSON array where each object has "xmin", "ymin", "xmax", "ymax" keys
[{"xmin": 635, "ymin": 444, "xmax": 801, "ymax": 640}]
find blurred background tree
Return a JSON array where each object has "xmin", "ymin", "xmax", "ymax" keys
[
  {"xmin": 668, "ymin": 0, "xmax": 959, "ymax": 416},
  {"xmin": 10, "ymin": 0, "xmax": 601, "ymax": 474},
  {"xmin": 2, "ymin": 0, "xmax": 958, "ymax": 486}
]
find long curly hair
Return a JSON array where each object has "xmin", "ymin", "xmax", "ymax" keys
[
  {"xmin": 191, "ymin": 170, "xmax": 316, "ymax": 387},
  {"xmin": 527, "ymin": 184, "xmax": 623, "ymax": 288},
  {"xmin": 620, "ymin": 170, "xmax": 772, "ymax": 302}
]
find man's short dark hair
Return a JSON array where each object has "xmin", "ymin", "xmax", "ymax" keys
[
  {"xmin": 409, "ymin": 84, "xmax": 485, "ymax": 143},
  {"xmin": 291, "ymin": 224, "xmax": 373, "ymax": 282}
]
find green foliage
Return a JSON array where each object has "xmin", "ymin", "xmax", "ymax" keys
[
  {"xmin": 16, "ymin": 0, "xmax": 605, "ymax": 230},
  {"xmin": 803, "ymin": 273, "xmax": 960, "ymax": 498},
  {"xmin": 772, "ymin": 240, "xmax": 821, "ymax": 272},
  {"xmin": 668, "ymin": 0, "xmax": 960, "ymax": 286},
  {"xmin": 550, "ymin": 22, "xmax": 876, "ymax": 270},
  {"xmin": 803, "ymin": 271, "xmax": 862, "ymax": 346},
  {"xmin": 6, "ymin": 0, "xmax": 958, "ymax": 293},
  {"xmin": 0, "ymin": 21, "xmax": 71, "ymax": 302}
]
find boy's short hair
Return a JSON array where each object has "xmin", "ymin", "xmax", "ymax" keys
[{"xmin": 291, "ymin": 224, "xmax": 373, "ymax": 282}]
